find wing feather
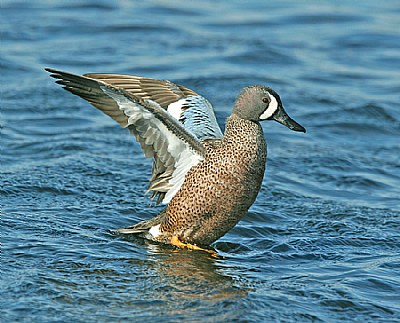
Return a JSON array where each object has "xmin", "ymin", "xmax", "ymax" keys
[
  {"xmin": 46, "ymin": 68, "xmax": 206, "ymax": 204},
  {"xmin": 82, "ymin": 73, "xmax": 223, "ymax": 141},
  {"xmin": 79, "ymin": 73, "xmax": 224, "ymax": 194}
]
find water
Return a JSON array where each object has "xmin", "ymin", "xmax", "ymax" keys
[{"xmin": 1, "ymin": 1, "xmax": 399, "ymax": 322}]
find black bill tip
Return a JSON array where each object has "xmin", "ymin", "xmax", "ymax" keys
[
  {"xmin": 273, "ymin": 106, "xmax": 306, "ymax": 133},
  {"xmin": 286, "ymin": 117, "xmax": 306, "ymax": 133}
]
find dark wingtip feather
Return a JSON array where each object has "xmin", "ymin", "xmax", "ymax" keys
[
  {"xmin": 55, "ymin": 79, "xmax": 68, "ymax": 85},
  {"xmin": 45, "ymin": 67, "xmax": 61, "ymax": 76}
]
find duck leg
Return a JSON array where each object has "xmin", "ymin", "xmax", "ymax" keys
[{"xmin": 170, "ymin": 236, "xmax": 219, "ymax": 258}]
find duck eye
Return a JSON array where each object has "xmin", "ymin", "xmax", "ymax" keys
[{"xmin": 262, "ymin": 97, "xmax": 270, "ymax": 104}]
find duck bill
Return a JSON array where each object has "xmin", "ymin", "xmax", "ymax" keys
[{"xmin": 273, "ymin": 107, "xmax": 306, "ymax": 133}]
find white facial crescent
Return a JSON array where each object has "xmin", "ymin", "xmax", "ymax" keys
[{"xmin": 260, "ymin": 93, "xmax": 279, "ymax": 120}]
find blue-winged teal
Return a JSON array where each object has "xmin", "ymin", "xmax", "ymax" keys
[{"xmin": 46, "ymin": 68, "xmax": 305, "ymax": 255}]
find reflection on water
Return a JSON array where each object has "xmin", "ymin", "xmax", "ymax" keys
[{"xmin": 137, "ymin": 244, "xmax": 248, "ymax": 318}]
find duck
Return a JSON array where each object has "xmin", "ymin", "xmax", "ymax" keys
[{"xmin": 46, "ymin": 68, "xmax": 305, "ymax": 256}]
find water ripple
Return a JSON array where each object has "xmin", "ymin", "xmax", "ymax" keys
[{"xmin": 2, "ymin": 0, "xmax": 400, "ymax": 322}]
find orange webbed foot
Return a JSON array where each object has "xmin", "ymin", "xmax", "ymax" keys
[{"xmin": 170, "ymin": 236, "xmax": 219, "ymax": 258}]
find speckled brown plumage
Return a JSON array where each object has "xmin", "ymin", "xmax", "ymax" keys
[{"xmin": 160, "ymin": 115, "xmax": 266, "ymax": 245}]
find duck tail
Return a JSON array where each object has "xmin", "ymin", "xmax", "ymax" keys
[{"xmin": 111, "ymin": 209, "xmax": 166, "ymax": 235}]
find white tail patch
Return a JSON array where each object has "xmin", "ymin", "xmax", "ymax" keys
[
  {"xmin": 149, "ymin": 224, "xmax": 161, "ymax": 238},
  {"xmin": 260, "ymin": 94, "xmax": 279, "ymax": 120}
]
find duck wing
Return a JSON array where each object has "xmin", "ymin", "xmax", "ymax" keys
[
  {"xmin": 46, "ymin": 68, "xmax": 207, "ymax": 204},
  {"xmin": 82, "ymin": 73, "xmax": 223, "ymax": 141}
]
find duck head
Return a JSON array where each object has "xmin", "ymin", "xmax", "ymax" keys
[{"xmin": 233, "ymin": 85, "xmax": 306, "ymax": 132}]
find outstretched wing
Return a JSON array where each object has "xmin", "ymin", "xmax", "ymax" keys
[
  {"xmin": 46, "ymin": 68, "xmax": 206, "ymax": 204},
  {"xmin": 82, "ymin": 73, "xmax": 223, "ymax": 141}
]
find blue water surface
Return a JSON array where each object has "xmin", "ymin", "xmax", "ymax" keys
[{"xmin": 1, "ymin": 1, "xmax": 400, "ymax": 322}]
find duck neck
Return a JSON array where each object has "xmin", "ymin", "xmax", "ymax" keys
[
  {"xmin": 224, "ymin": 114, "xmax": 263, "ymax": 142},
  {"xmin": 221, "ymin": 114, "xmax": 267, "ymax": 183}
]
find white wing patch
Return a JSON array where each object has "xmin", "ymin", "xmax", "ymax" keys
[
  {"xmin": 164, "ymin": 147, "xmax": 203, "ymax": 203},
  {"xmin": 167, "ymin": 96, "xmax": 223, "ymax": 141},
  {"xmin": 260, "ymin": 93, "xmax": 279, "ymax": 120},
  {"xmin": 146, "ymin": 110, "xmax": 203, "ymax": 204},
  {"xmin": 100, "ymin": 86, "xmax": 204, "ymax": 204},
  {"xmin": 167, "ymin": 100, "xmax": 184, "ymax": 121}
]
